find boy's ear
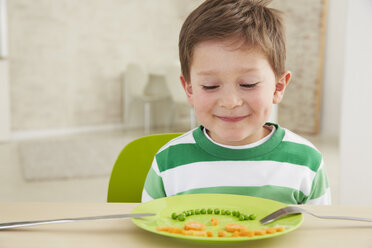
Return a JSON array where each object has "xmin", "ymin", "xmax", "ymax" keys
[
  {"xmin": 273, "ymin": 71, "xmax": 291, "ymax": 104},
  {"xmin": 180, "ymin": 75, "xmax": 194, "ymax": 106}
]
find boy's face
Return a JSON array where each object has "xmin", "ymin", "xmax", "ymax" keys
[{"xmin": 181, "ymin": 39, "xmax": 291, "ymax": 146}]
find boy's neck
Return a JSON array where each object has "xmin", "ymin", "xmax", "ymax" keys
[{"xmin": 205, "ymin": 124, "xmax": 274, "ymax": 147}]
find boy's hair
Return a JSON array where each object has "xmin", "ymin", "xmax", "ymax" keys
[{"xmin": 179, "ymin": 0, "xmax": 286, "ymax": 82}]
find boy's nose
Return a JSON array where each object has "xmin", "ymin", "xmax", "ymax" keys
[{"xmin": 218, "ymin": 90, "xmax": 243, "ymax": 109}]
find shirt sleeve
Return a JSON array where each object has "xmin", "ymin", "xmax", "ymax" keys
[
  {"xmin": 141, "ymin": 156, "xmax": 166, "ymax": 203},
  {"xmin": 305, "ymin": 161, "xmax": 332, "ymax": 205}
]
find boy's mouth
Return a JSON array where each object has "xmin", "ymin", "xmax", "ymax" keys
[{"xmin": 215, "ymin": 115, "xmax": 248, "ymax": 123}]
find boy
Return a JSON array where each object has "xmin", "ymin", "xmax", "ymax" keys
[{"xmin": 141, "ymin": 0, "xmax": 331, "ymax": 205}]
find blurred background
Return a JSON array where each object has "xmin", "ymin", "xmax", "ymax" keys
[{"xmin": 0, "ymin": 0, "xmax": 371, "ymax": 204}]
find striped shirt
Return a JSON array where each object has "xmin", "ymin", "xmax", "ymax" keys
[{"xmin": 141, "ymin": 123, "xmax": 331, "ymax": 205}]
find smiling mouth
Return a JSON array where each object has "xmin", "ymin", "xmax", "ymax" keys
[{"xmin": 216, "ymin": 115, "xmax": 248, "ymax": 122}]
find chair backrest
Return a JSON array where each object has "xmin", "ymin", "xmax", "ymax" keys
[
  {"xmin": 107, "ymin": 133, "xmax": 182, "ymax": 203},
  {"xmin": 164, "ymin": 61, "xmax": 188, "ymax": 104}
]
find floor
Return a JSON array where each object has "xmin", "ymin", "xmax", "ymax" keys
[{"xmin": 0, "ymin": 126, "xmax": 340, "ymax": 204}]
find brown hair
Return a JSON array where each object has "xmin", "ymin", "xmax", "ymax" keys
[{"xmin": 179, "ymin": 0, "xmax": 286, "ymax": 82}]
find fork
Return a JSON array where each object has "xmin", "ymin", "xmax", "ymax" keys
[{"xmin": 259, "ymin": 206, "xmax": 372, "ymax": 225}]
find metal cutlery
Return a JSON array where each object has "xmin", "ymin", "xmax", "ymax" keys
[
  {"xmin": 260, "ymin": 206, "xmax": 372, "ymax": 225},
  {"xmin": 0, "ymin": 213, "xmax": 155, "ymax": 230}
]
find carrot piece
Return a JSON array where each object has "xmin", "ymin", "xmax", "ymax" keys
[
  {"xmin": 225, "ymin": 223, "xmax": 247, "ymax": 233},
  {"xmin": 254, "ymin": 229, "xmax": 267, "ymax": 236},
  {"xmin": 218, "ymin": 230, "xmax": 227, "ymax": 237},
  {"xmin": 156, "ymin": 226, "xmax": 170, "ymax": 232},
  {"xmin": 184, "ymin": 221, "xmax": 206, "ymax": 231},
  {"xmin": 266, "ymin": 228, "xmax": 277, "ymax": 234},
  {"xmin": 169, "ymin": 227, "xmax": 185, "ymax": 234},
  {"xmin": 192, "ymin": 231, "xmax": 207, "ymax": 237},
  {"xmin": 211, "ymin": 217, "xmax": 219, "ymax": 226},
  {"xmin": 184, "ymin": 230, "xmax": 195, "ymax": 236},
  {"xmin": 166, "ymin": 227, "xmax": 176, "ymax": 233},
  {"xmin": 206, "ymin": 231, "xmax": 214, "ymax": 237},
  {"xmin": 239, "ymin": 230, "xmax": 255, "ymax": 237},
  {"xmin": 232, "ymin": 231, "xmax": 240, "ymax": 237},
  {"xmin": 275, "ymin": 226, "xmax": 285, "ymax": 232}
]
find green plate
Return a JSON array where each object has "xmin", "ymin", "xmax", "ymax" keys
[{"xmin": 131, "ymin": 194, "xmax": 303, "ymax": 243}]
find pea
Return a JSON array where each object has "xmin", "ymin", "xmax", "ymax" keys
[
  {"xmin": 214, "ymin": 209, "xmax": 220, "ymax": 214},
  {"xmin": 189, "ymin": 210, "xmax": 194, "ymax": 215},
  {"xmin": 185, "ymin": 211, "xmax": 191, "ymax": 216},
  {"xmin": 221, "ymin": 210, "xmax": 226, "ymax": 215},
  {"xmin": 236, "ymin": 211, "xmax": 241, "ymax": 217},
  {"xmin": 239, "ymin": 215, "xmax": 245, "ymax": 221},
  {"xmin": 200, "ymin": 208, "xmax": 207, "ymax": 214},
  {"xmin": 195, "ymin": 209, "xmax": 201, "ymax": 215},
  {"xmin": 171, "ymin": 212, "xmax": 178, "ymax": 219},
  {"xmin": 178, "ymin": 215, "xmax": 186, "ymax": 221},
  {"xmin": 232, "ymin": 211, "xmax": 237, "ymax": 216},
  {"xmin": 244, "ymin": 215, "xmax": 250, "ymax": 220},
  {"xmin": 207, "ymin": 208, "xmax": 213, "ymax": 214},
  {"xmin": 249, "ymin": 214, "xmax": 257, "ymax": 220},
  {"xmin": 225, "ymin": 210, "xmax": 231, "ymax": 215}
]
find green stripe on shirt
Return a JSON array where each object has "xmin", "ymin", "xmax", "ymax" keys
[
  {"xmin": 143, "ymin": 167, "xmax": 166, "ymax": 199},
  {"xmin": 308, "ymin": 167, "xmax": 329, "ymax": 200},
  {"xmin": 157, "ymin": 141, "xmax": 322, "ymax": 173},
  {"xmin": 142, "ymin": 123, "xmax": 330, "ymax": 205},
  {"xmin": 175, "ymin": 185, "xmax": 306, "ymax": 204}
]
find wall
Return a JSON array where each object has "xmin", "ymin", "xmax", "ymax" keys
[
  {"xmin": 320, "ymin": 0, "xmax": 346, "ymax": 137},
  {"xmin": 0, "ymin": 60, "xmax": 10, "ymax": 141},
  {"xmin": 7, "ymin": 0, "xmax": 200, "ymax": 135},
  {"xmin": 0, "ymin": 0, "xmax": 10, "ymax": 142},
  {"xmin": 271, "ymin": 0, "xmax": 326, "ymax": 134},
  {"xmin": 339, "ymin": 0, "xmax": 372, "ymax": 205}
]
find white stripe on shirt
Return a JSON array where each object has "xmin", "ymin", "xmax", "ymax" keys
[
  {"xmin": 141, "ymin": 189, "xmax": 154, "ymax": 203},
  {"xmin": 158, "ymin": 129, "xmax": 196, "ymax": 153},
  {"xmin": 161, "ymin": 160, "xmax": 316, "ymax": 196},
  {"xmin": 282, "ymin": 128, "xmax": 318, "ymax": 151}
]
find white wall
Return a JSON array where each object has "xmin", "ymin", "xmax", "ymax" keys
[
  {"xmin": 7, "ymin": 0, "xmax": 201, "ymax": 135},
  {"xmin": 0, "ymin": 60, "xmax": 10, "ymax": 142},
  {"xmin": 0, "ymin": 0, "xmax": 10, "ymax": 142},
  {"xmin": 339, "ymin": 0, "xmax": 372, "ymax": 205},
  {"xmin": 320, "ymin": 0, "xmax": 347, "ymax": 137}
]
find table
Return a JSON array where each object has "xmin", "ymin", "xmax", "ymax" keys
[{"xmin": 0, "ymin": 203, "xmax": 371, "ymax": 247}]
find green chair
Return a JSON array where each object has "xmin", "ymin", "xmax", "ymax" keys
[{"xmin": 107, "ymin": 133, "xmax": 182, "ymax": 203}]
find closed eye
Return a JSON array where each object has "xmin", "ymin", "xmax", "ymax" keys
[
  {"xmin": 240, "ymin": 83, "xmax": 258, "ymax": 88},
  {"xmin": 202, "ymin": 85, "xmax": 219, "ymax": 90}
]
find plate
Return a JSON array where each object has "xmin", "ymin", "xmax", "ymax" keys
[{"xmin": 131, "ymin": 194, "xmax": 303, "ymax": 243}]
